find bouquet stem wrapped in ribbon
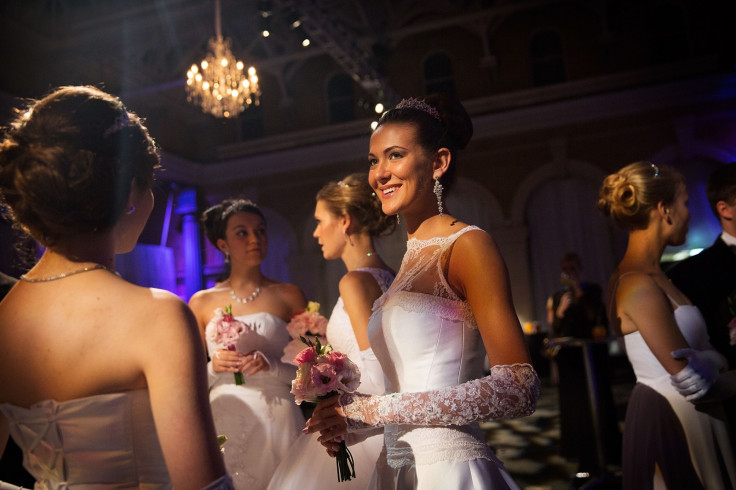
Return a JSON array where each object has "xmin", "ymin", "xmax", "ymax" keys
[{"xmin": 291, "ymin": 336, "xmax": 361, "ymax": 482}]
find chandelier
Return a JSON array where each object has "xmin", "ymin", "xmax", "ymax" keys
[{"xmin": 186, "ymin": 0, "xmax": 260, "ymax": 118}]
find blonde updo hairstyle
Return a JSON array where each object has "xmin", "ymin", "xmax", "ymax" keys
[
  {"xmin": 597, "ymin": 161, "xmax": 684, "ymax": 231},
  {"xmin": 316, "ymin": 172, "xmax": 396, "ymax": 237}
]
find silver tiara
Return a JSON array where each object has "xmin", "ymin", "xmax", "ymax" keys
[
  {"xmin": 103, "ymin": 112, "xmax": 130, "ymax": 138},
  {"xmin": 395, "ymin": 97, "xmax": 441, "ymax": 121}
]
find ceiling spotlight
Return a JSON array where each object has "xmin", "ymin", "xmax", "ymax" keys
[
  {"xmin": 374, "ymin": 103, "xmax": 384, "ymax": 113},
  {"xmin": 370, "ymin": 121, "xmax": 379, "ymax": 130},
  {"xmin": 285, "ymin": 8, "xmax": 302, "ymax": 29},
  {"xmin": 302, "ymin": 37, "xmax": 310, "ymax": 47}
]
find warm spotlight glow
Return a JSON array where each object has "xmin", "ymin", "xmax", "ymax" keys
[
  {"xmin": 374, "ymin": 103, "xmax": 384, "ymax": 113},
  {"xmin": 370, "ymin": 121, "xmax": 379, "ymax": 130},
  {"xmin": 302, "ymin": 38, "xmax": 310, "ymax": 47}
]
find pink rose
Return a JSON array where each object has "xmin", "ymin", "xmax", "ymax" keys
[{"xmin": 294, "ymin": 346, "xmax": 317, "ymax": 365}]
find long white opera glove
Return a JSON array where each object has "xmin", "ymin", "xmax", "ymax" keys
[
  {"xmin": 338, "ymin": 363, "xmax": 539, "ymax": 431},
  {"xmin": 670, "ymin": 348, "xmax": 725, "ymax": 401}
]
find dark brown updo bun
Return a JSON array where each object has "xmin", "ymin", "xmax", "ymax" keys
[
  {"xmin": 597, "ymin": 161, "xmax": 684, "ymax": 231},
  {"xmin": 201, "ymin": 198, "xmax": 265, "ymax": 248},
  {"xmin": 0, "ymin": 85, "xmax": 159, "ymax": 246},
  {"xmin": 316, "ymin": 172, "xmax": 395, "ymax": 237},
  {"xmin": 375, "ymin": 93, "xmax": 473, "ymax": 193}
]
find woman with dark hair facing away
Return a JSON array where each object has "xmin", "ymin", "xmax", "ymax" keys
[
  {"xmin": 304, "ymin": 94, "xmax": 540, "ymax": 489},
  {"xmin": 598, "ymin": 161, "xmax": 736, "ymax": 489},
  {"xmin": 188, "ymin": 198, "xmax": 307, "ymax": 489},
  {"xmin": 268, "ymin": 172, "xmax": 395, "ymax": 489},
  {"xmin": 0, "ymin": 86, "xmax": 231, "ymax": 488}
]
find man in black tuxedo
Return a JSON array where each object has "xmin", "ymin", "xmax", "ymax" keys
[{"xmin": 668, "ymin": 162, "xmax": 736, "ymax": 442}]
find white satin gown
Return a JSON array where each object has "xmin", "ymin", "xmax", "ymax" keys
[
  {"xmin": 266, "ymin": 268, "xmax": 394, "ymax": 490},
  {"xmin": 205, "ymin": 312, "xmax": 305, "ymax": 490}
]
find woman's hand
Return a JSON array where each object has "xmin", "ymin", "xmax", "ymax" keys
[
  {"xmin": 303, "ymin": 395, "xmax": 348, "ymax": 454},
  {"xmin": 241, "ymin": 351, "xmax": 270, "ymax": 376},
  {"xmin": 211, "ymin": 349, "xmax": 243, "ymax": 374}
]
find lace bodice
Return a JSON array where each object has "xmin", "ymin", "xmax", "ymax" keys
[
  {"xmin": 0, "ymin": 390, "xmax": 171, "ymax": 488},
  {"xmin": 340, "ymin": 226, "xmax": 540, "ymax": 469}
]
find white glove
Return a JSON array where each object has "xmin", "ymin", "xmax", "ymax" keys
[
  {"xmin": 670, "ymin": 348, "xmax": 724, "ymax": 400},
  {"xmin": 339, "ymin": 363, "xmax": 540, "ymax": 431}
]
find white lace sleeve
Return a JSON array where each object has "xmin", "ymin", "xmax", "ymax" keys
[{"xmin": 338, "ymin": 363, "xmax": 539, "ymax": 431}]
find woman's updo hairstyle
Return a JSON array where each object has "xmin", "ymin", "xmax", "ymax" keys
[
  {"xmin": 0, "ymin": 85, "xmax": 159, "ymax": 247},
  {"xmin": 317, "ymin": 172, "xmax": 395, "ymax": 237},
  {"xmin": 597, "ymin": 161, "xmax": 684, "ymax": 231},
  {"xmin": 375, "ymin": 93, "xmax": 472, "ymax": 193},
  {"xmin": 201, "ymin": 198, "xmax": 265, "ymax": 248}
]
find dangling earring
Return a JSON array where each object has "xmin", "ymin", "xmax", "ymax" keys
[
  {"xmin": 396, "ymin": 214, "xmax": 400, "ymax": 225},
  {"xmin": 126, "ymin": 204, "xmax": 135, "ymax": 215},
  {"xmin": 433, "ymin": 177, "xmax": 444, "ymax": 216},
  {"xmin": 224, "ymin": 252, "xmax": 230, "ymax": 264}
]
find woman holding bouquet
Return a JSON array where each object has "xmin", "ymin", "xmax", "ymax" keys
[
  {"xmin": 0, "ymin": 86, "xmax": 230, "ymax": 488},
  {"xmin": 268, "ymin": 172, "xmax": 395, "ymax": 489},
  {"xmin": 305, "ymin": 94, "xmax": 540, "ymax": 489},
  {"xmin": 188, "ymin": 198, "xmax": 307, "ymax": 489}
]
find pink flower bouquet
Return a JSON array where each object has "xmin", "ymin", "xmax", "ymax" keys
[
  {"xmin": 282, "ymin": 301, "xmax": 328, "ymax": 365},
  {"xmin": 206, "ymin": 304, "xmax": 247, "ymax": 385},
  {"xmin": 291, "ymin": 336, "xmax": 361, "ymax": 482}
]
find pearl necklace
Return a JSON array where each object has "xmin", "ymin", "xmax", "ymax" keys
[
  {"xmin": 230, "ymin": 285, "xmax": 263, "ymax": 304},
  {"xmin": 20, "ymin": 264, "xmax": 119, "ymax": 283}
]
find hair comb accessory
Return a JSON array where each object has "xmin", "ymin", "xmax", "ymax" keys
[
  {"xmin": 651, "ymin": 163, "xmax": 660, "ymax": 178},
  {"xmin": 103, "ymin": 112, "xmax": 130, "ymax": 137},
  {"xmin": 337, "ymin": 181, "xmax": 350, "ymax": 188},
  {"xmin": 395, "ymin": 98, "xmax": 441, "ymax": 121}
]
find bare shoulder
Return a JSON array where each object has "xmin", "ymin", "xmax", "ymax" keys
[
  {"xmin": 339, "ymin": 270, "xmax": 381, "ymax": 299},
  {"xmin": 451, "ymin": 227, "xmax": 504, "ymax": 271},
  {"xmin": 266, "ymin": 280, "xmax": 307, "ymax": 314}
]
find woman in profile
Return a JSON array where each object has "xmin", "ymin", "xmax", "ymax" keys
[
  {"xmin": 0, "ymin": 86, "xmax": 230, "ymax": 488},
  {"xmin": 188, "ymin": 198, "xmax": 307, "ymax": 489},
  {"xmin": 305, "ymin": 94, "xmax": 540, "ymax": 489},
  {"xmin": 268, "ymin": 172, "xmax": 395, "ymax": 489},
  {"xmin": 598, "ymin": 161, "xmax": 735, "ymax": 488}
]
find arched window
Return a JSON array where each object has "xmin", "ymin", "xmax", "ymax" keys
[
  {"xmin": 530, "ymin": 29, "xmax": 566, "ymax": 86},
  {"xmin": 424, "ymin": 52, "xmax": 455, "ymax": 95},
  {"xmin": 327, "ymin": 74, "xmax": 355, "ymax": 124}
]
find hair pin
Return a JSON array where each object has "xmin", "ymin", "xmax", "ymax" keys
[
  {"xmin": 395, "ymin": 97, "xmax": 441, "ymax": 121},
  {"xmin": 651, "ymin": 163, "xmax": 660, "ymax": 178}
]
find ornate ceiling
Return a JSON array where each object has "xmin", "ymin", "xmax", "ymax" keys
[{"xmin": 0, "ymin": 0, "xmax": 492, "ymax": 161}]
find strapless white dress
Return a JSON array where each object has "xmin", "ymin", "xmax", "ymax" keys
[
  {"xmin": 0, "ymin": 389, "xmax": 171, "ymax": 489},
  {"xmin": 205, "ymin": 311, "xmax": 305, "ymax": 490},
  {"xmin": 623, "ymin": 302, "xmax": 736, "ymax": 489},
  {"xmin": 266, "ymin": 268, "xmax": 394, "ymax": 490}
]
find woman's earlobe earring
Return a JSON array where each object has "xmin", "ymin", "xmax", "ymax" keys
[
  {"xmin": 433, "ymin": 177, "xmax": 444, "ymax": 216},
  {"xmin": 126, "ymin": 205, "xmax": 135, "ymax": 215}
]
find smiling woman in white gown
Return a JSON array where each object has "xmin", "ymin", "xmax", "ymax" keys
[
  {"xmin": 0, "ymin": 86, "xmax": 230, "ymax": 489},
  {"xmin": 189, "ymin": 199, "xmax": 307, "ymax": 489},
  {"xmin": 304, "ymin": 95, "xmax": 540, "ymax": 490},
  {"xmin": 267, "ymin": 172, "xmax": 396, "ymax": 490}
]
